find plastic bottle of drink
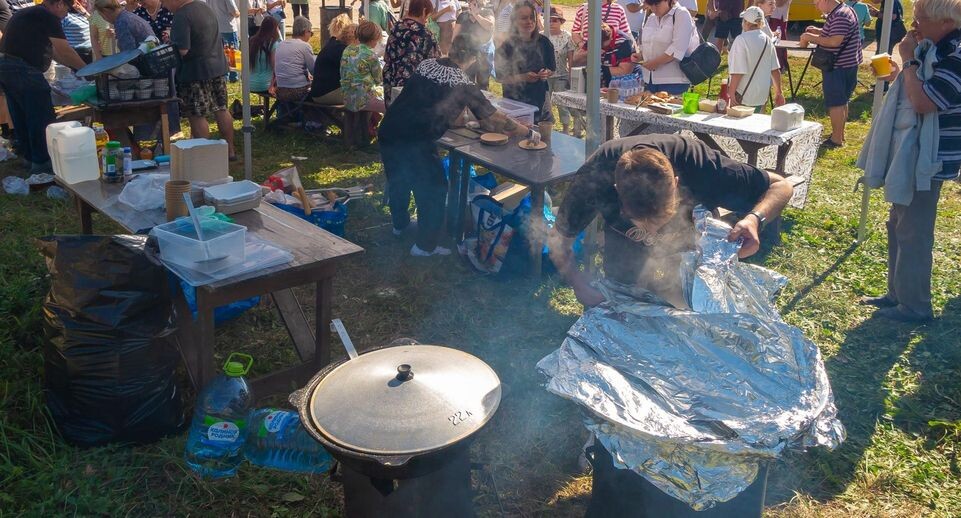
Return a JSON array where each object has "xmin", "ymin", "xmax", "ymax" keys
[
  {"xmin": 92, "ymin": 123, "xmax": 109, "ymax": 177},
  {"xmin": 244, "ymin": 408, "xmax": 333, "ymax": 474},
  {"xmin": 122, "ymin": 147, "xmax": 132, "ymax": 178},
  {"xmin": 184, "ymin": 353, "xmax": 254, "ymax": 479},
  {"xmin": 102, "ymin": 141, "xmax": 123, "ymax": 183}
]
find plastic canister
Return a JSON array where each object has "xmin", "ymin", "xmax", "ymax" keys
[
  {"xmin": 52, "ymin": 127, "xmax": 100, "ymax": 184},
  {"xmin": 45, "ymin": 121, "xmax": 82, "ymax": 176}
]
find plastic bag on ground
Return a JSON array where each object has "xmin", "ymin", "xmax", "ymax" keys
[
  {"xmin": 38, "ymin": 235, "xmax": 184, "ymax": 447},
  {"xmin": 3, "ymin": 176, "xmax": 29, "ymax": 195},
  {"xmin": 118, "ymin": 173, "xmax": 170, "ymax": 210}
]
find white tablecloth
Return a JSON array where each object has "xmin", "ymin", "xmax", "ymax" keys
[{"xmin": 553, "ymin": 91, "xmax": 822, "ymax": 208}]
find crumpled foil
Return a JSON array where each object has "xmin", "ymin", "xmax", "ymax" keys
[{"xmin": 537, "ymin": 208, "xmax": 845, "ymax": 510}]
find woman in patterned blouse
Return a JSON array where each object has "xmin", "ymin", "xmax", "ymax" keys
[
  {"xmin": 341, "ymin": 20, "xmax": 386, "ymax": 113},
  {"xmin": 133, "ymin": 0, "xmax": 172, "ymax": 42},
  {"xmin": 383, "ymin": 0, "xmax": 439, "ymax": 103}
]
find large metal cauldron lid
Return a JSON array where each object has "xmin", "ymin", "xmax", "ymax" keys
[
  {"xmin": 75, "ymin": 49, "xmax": 143, "ymax": 78},
  {"xmin": 307, "ymin": 345, "xmax": 502, "ymax": 455}
]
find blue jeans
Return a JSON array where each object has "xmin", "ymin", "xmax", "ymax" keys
[
  {"xmin": 0, "ymin": 57, "xmax": 55, "ymax": 165},
  {"xmin": 221, "ymin": 32, "xmax": 239, "ymax": 82}
]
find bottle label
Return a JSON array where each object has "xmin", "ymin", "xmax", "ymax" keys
[
  {"xmin": 203, "ymin": 416, "xmax": 245, "ymax": 444},
  {"xmin": 258, "ymin": 409, "xmax": 298, "ymax": 438}
]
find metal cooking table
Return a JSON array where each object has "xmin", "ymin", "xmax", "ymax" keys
[{"xmin": 445, "ymin": 130, "xmax": 587, "ymax": 276}]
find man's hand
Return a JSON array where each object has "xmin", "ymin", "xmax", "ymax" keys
[
  {"xmin": 898, "ymin": 30, "xmax": 920, "ymax": 61},
  {"xmin": 707, "ymin": 10, "xmax": 718, "ymax": 20},
  {"xmin": 524, "ymin": 71, "xmax": 541, "ymax": 82},
  {"xmin": 537, "ymin": 68, "xmax": 551, "ymax": 79},
  {"xmin": 642, "ymin": 60, "xmax": 658, "ymax": 71},
  {"xmin": 572, "ymin": 277, "xmax": 606, "ymax": 307},
  {"xmin": 880, "ymin": 58, "xmax": 900, "ymax": 82},
  {"xmin": 774, "ymin": 92, "xmax": 786, "ymax": 106},
  {"xmin": 728, "ymin": 216, "xmax": 761, "ymax": 258}
]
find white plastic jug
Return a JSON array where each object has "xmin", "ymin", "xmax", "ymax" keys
[
  {"xmin": 52, "ymin": 127, "xmax": 100, "ymax": 184},
  {"xmin": 46, "ymin": 121, "xmax": 82, "ymax": 175}
]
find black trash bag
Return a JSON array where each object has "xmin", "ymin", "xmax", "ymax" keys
[{"xmin": 38, "ymin": 235, "xmax": 184, "ymax": 447}]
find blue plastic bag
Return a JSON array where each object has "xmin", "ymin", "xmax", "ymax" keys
[{"xmin": 177, "ymin": 276, "xmax": 260, "ymax": 324}]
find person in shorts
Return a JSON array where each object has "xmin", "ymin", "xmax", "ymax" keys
[
  {"xmin": 164, "ymin": 0, "xmax": 236, "ymax": 159},
  {"xmin": 800, "ymin": 0, "xmax": 861, "ymax": 147},
  {"xmin": 711, "ymin": 0, "xmax": 745, "ymax": 53}
]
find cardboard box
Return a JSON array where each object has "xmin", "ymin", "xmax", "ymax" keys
[
  {"xmin": 171, "ymin": 138, "xmax": 228, "ymax": 183},
  {"xmin": 491, "ymin": 182, "xmax": 530, "ymax": 212}
]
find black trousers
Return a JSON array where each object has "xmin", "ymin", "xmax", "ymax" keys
[
  {"xmin": 381, "ymin": 141, "xmax": 448, "ymax": 251},
  {"xmin": 0, "ymin": 57, "xmax": 55, "ymax": 165},
  {"xmin": 291, "ymin": 3, "xmax": 308, "ymax": 18}
]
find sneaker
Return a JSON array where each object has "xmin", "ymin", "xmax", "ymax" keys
[
  {"xmin": 859, "ymin": 295, "xmax": 897, "ymax": 308},
  {"xmin": 410, "ymin": 244, "xmax": 451, "ymax": 256},
  {"xmin": 821, "ymin": 138, "xmax": 843, "ymax": 149},
  {"xmin": 876, "ymin": 305, "xmax": 933, "ymax": 323},
  {"xmin": 392, "ymin": 218, "xmax": 417, "ymax": 236}
]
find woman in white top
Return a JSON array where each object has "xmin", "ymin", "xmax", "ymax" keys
[
  {"xmin": 728, "ymin": 6, "xmax": 784, "ymax": 109},
  {"xmin": 638, "ymin": 0, "xmax": 698, "ymax": 95},
  {"xmin": 769, "ymin": 0, "xmax": 790, "ymax": 68}
]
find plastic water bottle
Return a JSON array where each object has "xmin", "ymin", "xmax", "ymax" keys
[
  {"xmin": 244, "ymin": 408, "xmax": 333, "ymax": 474},
  {"xmin": 184, "ymin": 353, "xmax": 254, "ymax": 478}
]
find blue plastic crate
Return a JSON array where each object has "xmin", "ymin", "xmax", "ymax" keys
[{"xmin": 273, "ymin": 201, "xmax": 348, "ymax": 237}]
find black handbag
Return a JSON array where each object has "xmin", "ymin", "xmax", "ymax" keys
[
  {"xmin": 811, "ymin": 4, "xmax": 856, "ymax": 72},
  {"xmin": 669, "ymin": 11, "xmax": 721, "ymax": 86}
]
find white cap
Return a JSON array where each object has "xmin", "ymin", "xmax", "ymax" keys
[{"xmin": 740, "ymin": 6, "xmax": 766, "ymax": 25}]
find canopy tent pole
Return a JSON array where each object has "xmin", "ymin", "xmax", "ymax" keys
[
  {"xmin": 240, "ymin": 0, "xmax": 253, "ymax": 181},
  {"xmin": 542, "ymin": 0, "xmax": 551, "ymax": 36},
  {"xmin": 856, "ymin": 0, "xmax": 895, "ymax": 243},
  {"xmin": 585, "ymin": 0, "xmax": 601, "ymax": 154}
]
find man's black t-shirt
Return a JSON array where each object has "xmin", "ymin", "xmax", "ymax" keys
[
  {"xmin": 379, "ymin": 57, "xmax": 496, "ymax": 144},
  {"xmin": 0, "ymin": 5, "xmax": 66, "ymax": 71},
  {"xmin": 0, "ymin": 0, "xmax": 12, "ymax": 32},
  {"xmin": 310, "ymin": 37, "xmax": 347, "ymax": 98},
  {"xmin": 555, "ymin": 135, "xmax": 771, "ymax": 285}
]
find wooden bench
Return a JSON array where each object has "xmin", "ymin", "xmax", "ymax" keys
[{"xmin": 261, "ymin": 93, "xmax": 370, "ymax": 147}]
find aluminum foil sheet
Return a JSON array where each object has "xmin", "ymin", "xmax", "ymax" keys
[{"xmin": 537, "ymin": 208, "xmax": 844, "ymax": 510}]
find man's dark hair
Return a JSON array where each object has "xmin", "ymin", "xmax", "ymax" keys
[{"xmin": 614, "ymin": 148, "xmax": 677, "ymax": 220}]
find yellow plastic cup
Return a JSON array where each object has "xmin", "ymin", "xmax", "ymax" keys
[{"xmin": 872, "ymin": 53, "xmax": 893, "ymax": 77}]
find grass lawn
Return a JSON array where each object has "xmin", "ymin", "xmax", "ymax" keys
[{"xmin": 3, "ymin": 23, "xmax": 961, "ymax": 518}]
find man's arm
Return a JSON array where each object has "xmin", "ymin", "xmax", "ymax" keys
[
  {"xmin": 727, "ymin": 172, "xmax": 793, "ymax": 258},
  {"xmin": 51, "ymin": 37, "xmax": 87, "ymax": 70},
  {"xmin": 898, "ymin": 33, "xmax": 940, "ymax": 114},
  {"xmin": 548, "ymin": 229, "xmax": 605, "ymax": 306}
]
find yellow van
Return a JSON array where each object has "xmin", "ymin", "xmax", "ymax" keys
[{"xmin": 696, "ymin": 0, "xmax": 823, "ymax": 22}]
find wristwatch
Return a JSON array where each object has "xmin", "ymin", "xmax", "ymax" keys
[
  {"xmin": 749, "ymin": 210, "xmax": 766, "ymax": 227},
  {"xmin": 904, "ymin": 59, "xmax": 921, "ymax": 69}
]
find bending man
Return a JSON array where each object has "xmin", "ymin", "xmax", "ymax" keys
[{"xmin": 549, "ymin": 135, "xmax": 793, "ymax": 307}]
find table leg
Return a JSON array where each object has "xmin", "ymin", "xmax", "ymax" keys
[
  {"xmin": 160, "ymin": 102, "xmax": 171, "ymax": 155},
  {"xmin": 170, "ymin": 284, "xmax": 203, "ymax": 389},
  {"xmin": 451, "ymin": 151, "xmax": 470, "ymax": 243},
  {"xmin": 786, "ymin": 57, "xmax": 797, "ymax": 101},
  {"xmin": 314, "ymin": 277, "xmax": 333, "ymax": 369},
  {"xmin": 77, "ymin": 196, "xmax": 93, "ymax": 234},
  {"xmin": 271, "ymin": 288, "xmax": 316, "ymax": 361},
  {"xmin": 737, "ymin": 140, "xmax": 765, "ymax": 167},
  {"xmin": 626, "ymin": 122, "xmax": 651, "ymax": 137},
  {"xmin": 194, "ymin": 291, "xmax": 216, "ymax": 388},
  {"xmin": 775, "ymin": 140, "xmax": 794, "ymax": 176},
  {"xmin": 446, "ymin": 152, "xmax": 461, "ymax": 240},
  {"xmin": 604, "ymin": 115, "xmax": 614, "ymax": 141},
  {"xmin": 794, "ymin": 53, "xmax": 813, "ymax": 99},
  {"xmin": 529, "ymin": 187, "xmax": 545, "ymax": 277}
]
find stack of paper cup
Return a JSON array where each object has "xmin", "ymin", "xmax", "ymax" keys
[{"xmin": 165, "ymin": 180, "xmax": 191, "ymax": 221}]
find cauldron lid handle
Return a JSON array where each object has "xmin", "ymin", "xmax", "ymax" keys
[{"xmin": 288, "ymin": 388, "xmax": 306, "ymax": 408}]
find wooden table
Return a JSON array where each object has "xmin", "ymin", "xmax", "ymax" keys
[
  {"xmin": 86, "ymin": 98, "xmax": 175, "ymax": 156},
  {"xmin": 775, "ymin": 40, "xmax": 817, "ymax": 101},
  {"xmin": 58, "ymin": 177, "xmax": 364, "ymax": 397},
  {"xmin": 446, "ymin": 131, "xmax": 586, "ymax": 276},
  {"xmin": 552, "ymin": 91, "xmax": 822, "ymax": 209}
]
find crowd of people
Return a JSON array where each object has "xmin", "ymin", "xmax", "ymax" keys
[{"xmin": 0, "ymin": 0, "xmax": 958, "ymax": 322}]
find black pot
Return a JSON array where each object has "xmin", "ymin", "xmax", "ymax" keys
[{"xmin": 289, "ymin": 343, "xmax": 502, "ymax": 481}]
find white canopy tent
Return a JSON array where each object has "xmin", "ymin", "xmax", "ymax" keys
[
  {"xmin": 234, "ymin": 0, "xmax": 608, "ymax": 176},
  {"xmin": 857, "ymin": 0, "xmax": 895, "ymax": 243}
]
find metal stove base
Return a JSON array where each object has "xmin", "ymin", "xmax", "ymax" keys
[{"xmin": 338, "ymin": 448, "xmax": 475, "ymax": 518}]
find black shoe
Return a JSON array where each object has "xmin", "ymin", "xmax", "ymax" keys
[
  {"xmin": 821, "ymin": 138, "xmax": 843, "ymax": 149},
  {"xmin": 859, "ymin": 295, "xmax": 897, "ymax": 308},
  {"xmin": 876, "ymin": 306, "xmax": 933, "ymax": 323}
]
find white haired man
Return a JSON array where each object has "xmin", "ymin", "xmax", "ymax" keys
[{"xmin": 861, "ymin": 0, "xmax": 961, "ymax": 322}]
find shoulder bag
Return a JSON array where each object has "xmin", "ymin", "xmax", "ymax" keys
[
  {"xmin": 811, "ymin": 5, "xmax": 855, "ymax": 73},
  {"xmin": 673, "ymin": 10, "xmax": 721, "ymax": 86}
]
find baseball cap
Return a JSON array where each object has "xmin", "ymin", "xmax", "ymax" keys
[{"xmin": 739, "ymin": 6, "xmax": 765, "ymax": 24}]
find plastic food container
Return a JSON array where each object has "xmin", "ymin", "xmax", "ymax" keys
[
  {"xmin": 152, "ymin": 218, "xmax": 246, "ymax": 273},
  {"xmin": 771, "ymin": 103, "xmax": 805, "ymax": 131},
  {"xmin": 203, "ymin": 180, "xmax": 262, "ymax": 214},
  {"xmin": 485, "ymin": 94, "xmax": 538, "ymax": 126}
]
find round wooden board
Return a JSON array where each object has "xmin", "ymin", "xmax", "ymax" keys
[{"xmin": 518, "ymin": 139, "xmax": 547, "ymax": 151}]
